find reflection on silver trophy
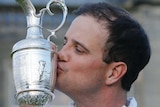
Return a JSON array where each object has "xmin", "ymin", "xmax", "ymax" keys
[{"xmin": 11, "ymin": 0, "xmax": 67, "ymax": 106}]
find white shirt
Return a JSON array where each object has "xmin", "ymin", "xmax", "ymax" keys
[
  {"xmin": 122, "ymin": 97, "xmax": 137, "ymax": 107},
  {"xmin": 70, "ymin": 97, "xmax": 137, "ymax": 107}
]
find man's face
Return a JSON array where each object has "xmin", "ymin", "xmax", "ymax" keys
[{"xmin": 56, "ymin": 15, "xmax": 109, "ymax": 96}]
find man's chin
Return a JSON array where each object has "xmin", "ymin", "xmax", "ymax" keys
[{"xmin": 54, "ymin": 79, "xmax": 62, "ymax": 90}]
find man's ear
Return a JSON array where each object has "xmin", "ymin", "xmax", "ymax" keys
[{"xmin": 105, "ymin": 62, "xmax": 127, "ymax": 85}]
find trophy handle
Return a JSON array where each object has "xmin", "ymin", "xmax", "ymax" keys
[{"xmin": 46, "ymin": 0, "xmax": 68, "ymax": 40}]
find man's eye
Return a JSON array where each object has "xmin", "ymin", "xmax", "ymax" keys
[{"xmin": 75, "ymin": 45, "xmax": 85, "ymax": 54}]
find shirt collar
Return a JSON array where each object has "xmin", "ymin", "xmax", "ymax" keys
[{"xmin": 122, "ymin": 97, "xmax": 137, "ymax": 107}]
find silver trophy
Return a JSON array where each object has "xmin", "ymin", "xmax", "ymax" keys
[{"xmin": 11, "ymin": 0, "xmax": 67, "ymax": 106}]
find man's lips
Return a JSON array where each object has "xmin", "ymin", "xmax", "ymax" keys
[{"xmin": 57, "ymin": 63, "xmax": 64, "ymax": 72}]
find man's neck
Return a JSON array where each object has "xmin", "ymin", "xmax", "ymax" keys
[{"xmin": 72, "ymin": 88, "xmax": 127, "ymax": 107}]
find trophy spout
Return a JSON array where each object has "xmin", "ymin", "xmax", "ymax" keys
[
  {"xmin": 16, "ymin": 0, "xmax": 44, "ymax": 39},
  {"xmin": 16, "ymin": 0, "xmax": 36, "ymax": 16}
]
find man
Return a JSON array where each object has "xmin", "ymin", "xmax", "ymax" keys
[
  {"xmin": 21, "ymin": 2, "xmax": 151, "ymax": 107},
  {"xmin": 56, "ymin": 2, "xmax": 151, "ymax": 107}
]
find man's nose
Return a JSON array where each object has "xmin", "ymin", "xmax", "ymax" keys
[{"xmin": 57, "ymin": 46, "xmax": 69, "ymax": 62}]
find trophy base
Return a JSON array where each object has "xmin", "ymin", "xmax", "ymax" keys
[{"xmin": 16, "ymin": 91, "xmax": 52, "ymax": 106}]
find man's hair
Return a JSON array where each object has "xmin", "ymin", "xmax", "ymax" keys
[{"xmin": 74, "ymin": 2, "xmax": 151, "ymax": 91}]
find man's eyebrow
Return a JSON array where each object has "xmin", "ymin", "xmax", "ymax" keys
[{"xmin": 64, "ymin": 36, "xmax": 90, "ymax": 53}]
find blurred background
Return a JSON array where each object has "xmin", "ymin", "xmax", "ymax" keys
[{"xmin": 0, "ymin": 0, "xmax": 160, "ymax": 107}]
